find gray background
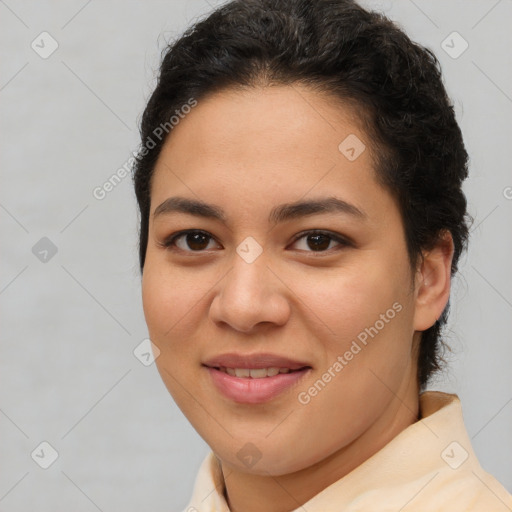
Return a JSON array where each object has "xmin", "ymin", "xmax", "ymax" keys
[{"xmin": 1, "ymin": 0, "xmax": 511, "ymax": 510}]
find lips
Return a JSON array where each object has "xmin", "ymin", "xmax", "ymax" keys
[
  {"xmin": 217, "ymin": 367, "xmax": 296, "ymax": 378},
  {"xmin": 202, "ymin": 352, "xmax": 312, "ymax": 404},
  {"xmin": 202, "ymin": 352, "xmax": 311, "ymax": 371}
]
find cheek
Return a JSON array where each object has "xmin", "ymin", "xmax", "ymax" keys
[
  {"xmin": 288, "ymin": 257, "xmax": 408, "ymax": 344},
  {"xmin": 142, "ymin": 267, "xmax": 174, "ymax": 341},
  {"xmin": 141, "ymin": 262, "xmax": 205, "ymax": 406},
  {"xmin": 292, "ymin": 251, "xmax": 416, "ymax": 397},
  {"xmin": 141, "ymin": 260, "xmax": 206, "ymax": 344},
  {"xmin": 315, "ymin": 281, "xmax": 415, "ymax": 417}
]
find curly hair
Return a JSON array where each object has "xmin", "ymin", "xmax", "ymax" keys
[{"xmin": 132, "ymin": 0, "xmax": 471, "ymax": 388}]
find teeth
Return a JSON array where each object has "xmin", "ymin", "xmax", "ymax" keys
[
  {"xmin": 249, "ymin": 368, "xmax": 267, "ymax": 378},
  {"xmin": 218, "ymin": 367, "xmax": 295, "ymax": 378}
]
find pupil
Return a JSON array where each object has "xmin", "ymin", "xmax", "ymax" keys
[
  {"xmin": 188, "ymin": 233, "xmax": 209, "ymax": 250},
  {"xmin": 308, "ymin": 234, "xmax": 329, "ymax": 251}
]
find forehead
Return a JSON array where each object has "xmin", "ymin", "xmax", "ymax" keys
[
  {"xmin": 149, "ymin": 85, "xmax": 392, "ymax": 225},
  {"xmin": 159, "ymin": 85, "xmax": 370, "ymax": 164}
]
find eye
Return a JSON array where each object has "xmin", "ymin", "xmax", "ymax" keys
[
  {"xmin": 161, "ymin": 230, "xmax": 220, "ymax": 252},
  {"xmin": 289, "ymin": 230, "xmax": 351, "ymax": 253},
  {"xmin": 160, "ymin": 229, "xmax": 351, "ymax": 254}
]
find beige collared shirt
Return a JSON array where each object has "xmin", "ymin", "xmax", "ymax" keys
[{"xmin": 183, "ymin": 391, "xmax": 512, "ymax": 511}]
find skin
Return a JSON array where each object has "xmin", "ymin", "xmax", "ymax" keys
[{"xmin": 141, "ymin": 84, "xmax": 454, "ymax": 512}]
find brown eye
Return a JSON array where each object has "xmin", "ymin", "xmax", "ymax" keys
[
  {"xmin": 305, "ymin": 233, "xmax": 331, "ymax": 251},
  {"xmin": 183, "ymin": 232, "xmax": 211, "ymax": 250},
  {"xmin": 163, "ymin": 230, "xmax": 220, "ymax": 252},
  {"xmin": 290, "ymin": 230, "xmax": 350, "ymax": 253}
]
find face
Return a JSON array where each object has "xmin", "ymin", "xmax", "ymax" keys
[{"xmin": 142, "ymin": 85, "xmax": 420, "ymax": 476}]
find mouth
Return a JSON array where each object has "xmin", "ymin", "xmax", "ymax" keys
[
  {"xmin": 203, "ymin": 364, "xmax": 312, "ymax": 404},
  {"xmin": 202, "ymin": 352, "xmax": 311, "ymax": 371},
  {"xmin": 205, "ymin": 365, "xmax": 310, "ymax": 378}
]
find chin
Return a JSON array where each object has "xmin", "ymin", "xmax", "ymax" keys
[{"xmin": 214, "ymin": 440, "xmax": 318, "ymax": 477}]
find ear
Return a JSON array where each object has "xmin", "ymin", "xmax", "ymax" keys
[{"xmin": 413, "ymin": 230, "xmax": 455, "ymax": 332}]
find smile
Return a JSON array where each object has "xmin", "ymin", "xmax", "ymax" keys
[
  {"xmin": 204, "ymin": 365, "xmax": 312, "ymax": 404},
  {"xmin": 215, "ymin": 367, "xmax": 299, "ymax": 378}
]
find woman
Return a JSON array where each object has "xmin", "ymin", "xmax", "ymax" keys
[{"xmin": 132, "ymin": 0, "xmax": 512, "ymax": 510}]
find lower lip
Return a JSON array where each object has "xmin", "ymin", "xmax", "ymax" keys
[{"xmin": 205, "ymin": 366, "xmax": 311, "ymax": 404}]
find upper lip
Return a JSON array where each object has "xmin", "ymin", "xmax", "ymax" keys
[{"xmin": 202, "ymin": 352, "xmax": 311, "ymax": 370}]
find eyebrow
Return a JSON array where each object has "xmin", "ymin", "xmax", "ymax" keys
[{"xmin": 152, "ymin": 196, "xmax": 367, "ymax": 224}]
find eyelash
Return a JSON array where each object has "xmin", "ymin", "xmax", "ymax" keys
[{"xmin": 159, "ymin": 229, "xmax": 352, "ymax": 255}]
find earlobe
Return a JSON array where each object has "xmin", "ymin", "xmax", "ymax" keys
[{"xmin": 413, "ymin": 231, "xmax": 454, "ymax": 332}]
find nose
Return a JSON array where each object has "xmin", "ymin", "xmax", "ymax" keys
[{"xmin": 209, "ymin": 252, "xmax": 291, "ymax": 333}]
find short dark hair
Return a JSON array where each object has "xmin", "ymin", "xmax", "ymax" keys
[{"xmin": 132, "ymin": 0, "xmax": 471, "ymax": 388}]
